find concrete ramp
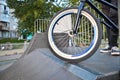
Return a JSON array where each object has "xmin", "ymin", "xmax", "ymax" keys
[
  {"xmin": 24, "ymin": 32, "xmax": 48, "ymax": 55},
  {"xmin": 0, "ymin": 49, "xmax": 81, "ymax": 80},
  {"xmin": 0, "ymin": 48, "xmax": 119, "ymax": 80},
  {"xmin": 0, "ymin": 32, "xmax": 119, "ymax": 80}
]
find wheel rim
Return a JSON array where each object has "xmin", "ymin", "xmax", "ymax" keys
[{"xmin": 48, "ymin": 9, "xmax": 99, "ymax": 60}]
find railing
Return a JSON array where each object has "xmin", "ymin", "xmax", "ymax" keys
[{"xmin": 34, "ymin": 19, "xmax": 49, "ymax": 33}]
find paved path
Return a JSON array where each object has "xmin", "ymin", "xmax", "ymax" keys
[
  {"xmin": 0, "ymin": 49, "xmax": 24, "ymax": 71},
  {"xmin": 0, "ymin": 49, "xmax": 25, "ymax": 56},
  {"xmin": 0, "ymin": 54, "xmax": 22, "ymax": 72}
]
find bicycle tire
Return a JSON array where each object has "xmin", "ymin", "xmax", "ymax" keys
[{"xmin": 48, "ymin": 7, "xmax": 102, "ymax": 62}]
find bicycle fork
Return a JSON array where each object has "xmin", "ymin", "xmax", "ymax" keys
[{"xmin": 73, "ymin": 0, "xmax": 86, "ymax": 34}]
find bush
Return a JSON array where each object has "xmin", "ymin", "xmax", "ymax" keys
[{"xmin": 0, "ymin": 38, "xmax": 25, "ymax": 44}]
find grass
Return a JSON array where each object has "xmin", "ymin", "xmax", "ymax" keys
[{"xmin": 0, "ymin": 38, "xmax": 25, "ymax": 44}]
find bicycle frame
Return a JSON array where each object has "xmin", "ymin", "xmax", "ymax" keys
[{"xmin": 74, "ymin": 0, "xmax": 118, "ymax": 33}]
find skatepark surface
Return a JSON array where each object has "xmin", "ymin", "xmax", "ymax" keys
[{"xmin": 0, "ymin": 33, "xmax": 119, "ymax": 80}]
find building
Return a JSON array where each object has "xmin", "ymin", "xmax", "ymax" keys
[
  {"xmin": 9, "ymin": 9, "xmax": 18, "ymax": 38},
  {"xmin": 0, "ymin": 0, "xmax": 18, "ymax": 39},
  {"xmin": 0, "ymin": 0, "xmax": 10, "ymax": 39}
]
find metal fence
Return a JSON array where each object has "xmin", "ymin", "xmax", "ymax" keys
[{"xmin": 34, "ymin": 19, "xmax": 49, "ymax": 33}]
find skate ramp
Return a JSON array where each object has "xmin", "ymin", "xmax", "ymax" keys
[
  {"xmin": 0, "ymin": 49, "xmax": 81, "ymax": 80},
  {"xmin": 0, "ymin": 32, "xmax": 119, "ymax": 80},
  {"xmin": 24, "ymin": 32, "xmax": 49, "ymax": 55},
  {"xmin": 0, "ymin": 48, "xmax": 119, "ymax": 80}
]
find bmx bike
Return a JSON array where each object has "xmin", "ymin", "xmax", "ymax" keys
[{"xmin": 48, "ymin": 0, "xmax": 118, "ymax": 62}]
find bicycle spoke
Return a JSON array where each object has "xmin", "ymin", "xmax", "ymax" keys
[
  {"xmin": 48, "ymin": 8, "xmax": 101, "ymax": 62},
  {"xmin": 54, "ymin": 35, "xmax": 69, "ymax": 47}
]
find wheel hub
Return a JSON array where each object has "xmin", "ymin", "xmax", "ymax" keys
[{"xmin": 68, "ymin": 30, "xmax": 74, "ymax": 37}]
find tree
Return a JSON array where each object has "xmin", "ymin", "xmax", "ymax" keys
[
  {"xmin": 7, "ymin": 0, "xmax": 62, "ymax": 39},
  {"xmin": 69, "ymin": 0, "xmax": 79, "ymax": 6}
]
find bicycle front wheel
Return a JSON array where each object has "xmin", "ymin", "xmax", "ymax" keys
[{"xmin": 48, "ymin": 8, "xmax": 102, "ymax": 62}]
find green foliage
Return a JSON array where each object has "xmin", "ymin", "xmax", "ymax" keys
[
  {"xmin": 7, "ymin": 0, "xmax": 62, "ymax": 36},
  {"xmin": 69, "ymin": 0, "xmax": 79, "ymax": 6},
  {"xmin": 7, "ymin": 0, "xmax": 82, "ymax": 37}
]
